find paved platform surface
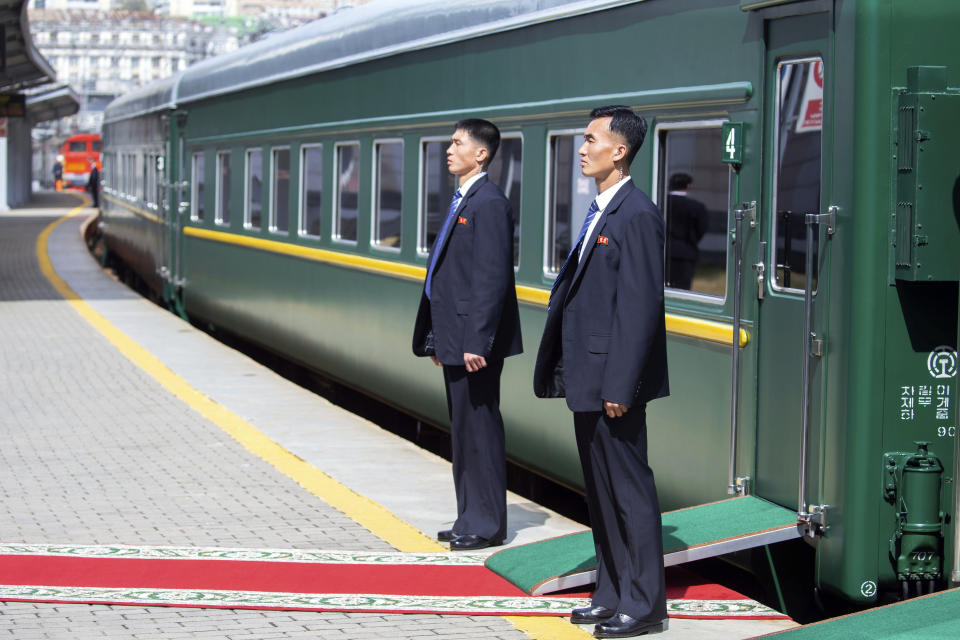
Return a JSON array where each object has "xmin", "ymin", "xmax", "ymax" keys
[{"xmin": 0, "ymin": 193, "xmax": 796, "ymax": 639}]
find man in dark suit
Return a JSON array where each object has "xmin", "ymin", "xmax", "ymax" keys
[
  {"xmin": 86, "ymin": 162, "xmax": 100, "ymax": 208},
  {"xmin": 666, "ymin": 172, "xmax": 708, "ymax": 290},
  {"xmin": 534, "ymin": 106, "xmax": 669, "ymax": 638},
  {"xmin": 412, "ymin": 119, "xmax": 522, "ymax": 551}
]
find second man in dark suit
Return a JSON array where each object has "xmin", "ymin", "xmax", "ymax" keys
[
  {"xmin": 412, "ymin": 119, "xmax": 522, "ymax": 551},
  {"xmin": 534, "ymin": 106, "xmax": 669, "ymax": 638}
]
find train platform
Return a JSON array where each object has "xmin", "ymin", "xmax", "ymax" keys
[{"xmin": 0, "ymin": 192, "xmax": 798, "ymax": 638}]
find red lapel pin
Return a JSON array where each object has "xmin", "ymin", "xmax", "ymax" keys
[
  {"xmin": 597, "ymin": 235, "xmax": 609, "ymax": 245},
  {"xmin": 457, "ymin": 216, "xmax": 468, "ymax": 225}
]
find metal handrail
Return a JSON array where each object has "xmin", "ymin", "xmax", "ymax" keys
[
  {"xmin": 728, "ymin": 206, "xmax": 745, "ymax": 494},
  {"xmin": 798, "ymin": 207, "xmax": 835, "ymax": 528}
]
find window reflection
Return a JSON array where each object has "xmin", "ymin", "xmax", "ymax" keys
[
  {"xmin": 420, "ymin": 140, "xmax": 456, "ymax": 253},
  {"xmin": 547, "ymin": 132, "xmax": 592, "ymax": 274},
  {"xmin": 246, "ymin": 149, "xmax": 262, "ymax": 231},
  {"xmin": 335, "ymin": 143, "xmax": 359, "ymax": 243},
  {"xmin": 486, "ymin": 136, "xmax": 522, "ymax": 266},
  {"xmin": 300, "ymin": 145, "xmax": 323, "ymax": 238},
  {"xmin": 272, "ymin": 148, "xmax": 290, "ymax": 234},
  {"xmin": 774, "ymin": 58, "xmax": 823, "ymax": 291},
  {"xmin": 192, "ymin": 153, "xmax": 204, "ymax": 222},
  {"xmin": 216, "ymin": 151, "xmax": 230, "ymax": 225},
  {"xmin": 658, "ymin": 126, "xmax": 728, "ymax": 297},
  {"xmin": 374, "ymin": 141, "xmax": 403, "ymax": 249}
]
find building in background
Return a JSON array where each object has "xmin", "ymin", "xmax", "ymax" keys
[
  {"xmin": 28, "ymin": 9, "xmax": 247, "ymax": 134},
  {"xmin": 27, "ymin": 0, "xmax": 372, "ymax": 135}
]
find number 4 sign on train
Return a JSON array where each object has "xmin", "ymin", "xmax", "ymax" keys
[{"xmin": 796, "ymin": 60, "xmax": 823, "ymax": 133}]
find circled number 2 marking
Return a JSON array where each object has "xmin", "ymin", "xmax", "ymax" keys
[{"xmin": 860, "ymin": 581, "xmax": 877, "ymax": 598}]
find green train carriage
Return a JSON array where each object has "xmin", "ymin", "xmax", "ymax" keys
[{"xmin": 100, "ymin": 0, "xmax": 960, "ymax": 611}]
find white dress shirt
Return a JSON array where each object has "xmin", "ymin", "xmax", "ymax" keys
[
  {"xmin": 455, "ymin": 171, "xmax": 487, "ymax": 211},
  {"xmin": 579, "ymin": 174, "xmax": 631, "ymax": 260}
]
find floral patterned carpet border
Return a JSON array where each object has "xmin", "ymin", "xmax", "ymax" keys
[{"xmin": 0, "ymin": 544, "xmax": 788, "ymax": 619}]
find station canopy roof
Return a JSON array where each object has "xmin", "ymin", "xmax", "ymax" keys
[
  {"xmin": 104, "ymin": 0, "xmax": 644, "ymax": 124},
  {"xmin": 25, "ymin": 83, "xmax": 79, "ymax": 124},
  {"xmin": 1, "ymin": 0, "xmax": 79, "ymax": 123},
  {"xmin": 1, "ymin": 0, "xmax": 57, "ymax": 91}
]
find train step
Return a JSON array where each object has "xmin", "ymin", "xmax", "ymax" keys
[
  {"xmin": 485, "ymin": 495, "xmax": 801, "ymax": 596},
  {"xmin": 758, "ymin": 585, "xmax": 960, "ymax": 639}
]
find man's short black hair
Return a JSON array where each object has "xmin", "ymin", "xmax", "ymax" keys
[
  {"xmin": 589, "ymin": 105, "xmax": 647, "ymax": 166},
  {"xmin": 455, "ymin": 118, "xmax": 501, "ymax": 165},
  {"xmin": 669, "ymin": 172, "xmax": 693, "ymax": 191}
]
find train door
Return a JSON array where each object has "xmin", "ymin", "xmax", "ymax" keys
[
  {"xmin": 158, "ymin": 115, "xmax": 186, "ymax": 312},
  {"xmin": 157, "ymin": 115, "xmax": 173, "ymax": 302},
  {"xmin": 754, "ymin": 9, "xmax": 835, "ymax": 517}
]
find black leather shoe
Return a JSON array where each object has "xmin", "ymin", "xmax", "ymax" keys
[
  {"xmin": 449, "ymin": 534, "xmax": 504, "ymax": 550},
  {"xmin": 436, "ymin": 529, "xmax": 458, "ymax": 542},
  {"xmin": 594, "ymin": 613, "xmax": 668, "ymax": 638},
  {"xmin": 570, "ymin": 605, "xmax": 616, "ymax": 624}
]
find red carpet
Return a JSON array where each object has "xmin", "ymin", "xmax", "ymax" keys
[
  {"xmin": 0, "ymin": 544, "xmax": 789, "ymax": 618},
  {"xmin": 0, "ymin": 555, "xmax": 522, "ymax": 597}
]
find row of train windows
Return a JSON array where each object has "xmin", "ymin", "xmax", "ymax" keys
[
  {"xmin": 106, "ymin": 151, "xmax": 163, "ymax": 213},
  {"xmin": 190, "ymin": 138, "xmax": 525, "ymax": 261},
  {"xmin": 108, "ymin": 124, "xmax": 731, "ymax": 299}
]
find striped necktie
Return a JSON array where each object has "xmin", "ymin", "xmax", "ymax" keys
[
  {"xmin": 550, "ymin": 200, "xmax": 600, "ymax": 298},
  {"xmin": 424, "ymin": 189, "xmax": 463, "ymax": 300}
]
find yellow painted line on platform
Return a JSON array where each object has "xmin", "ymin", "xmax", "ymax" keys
[{"xmin": 38, "ymin": 201, "xmax": 588, "ymax": 640}]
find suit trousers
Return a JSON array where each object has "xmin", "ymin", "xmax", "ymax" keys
[
  {"xmin": 574, "ymin": 407, "xmax": 666, "ymax": 621},
  {"xmin": 443, "ymin": 359, "xmax": 507, "ymax": 541}
]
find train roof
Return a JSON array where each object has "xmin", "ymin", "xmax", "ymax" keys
[{"xmin": 103, "ymin": 0, "xmax": 643, "ymax": 124}]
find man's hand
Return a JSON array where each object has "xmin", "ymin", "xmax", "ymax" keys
[
  {"xmin": 430, "ymin": 355, "xmax": 442, "ymax": 367},
  {"xmin": 464, "ymin": 352, "xmax": 487, "ymax": 372},
  {"xmin": 603, "ymin": 401, "xmax": 629, "ymax": 419}
]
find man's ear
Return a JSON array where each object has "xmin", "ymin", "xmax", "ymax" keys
[{"xmin": 476, "ymin": 146, "xmax": 489, "ymax": 167}]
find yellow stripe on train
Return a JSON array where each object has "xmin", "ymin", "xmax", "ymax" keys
[{"xmin": 181, "ymin": 225, "xmax": 750, "ymax": 348}]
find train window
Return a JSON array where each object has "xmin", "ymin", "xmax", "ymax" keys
[
  {"xmin": 191, "ymin": 152, "xmax": 205, "ymax": 222},
  {"xmin": 146, "ymin": 154, "xmax": 156, "ymax": 209},
  {"xmin": 372, "ymin": 140, "xmax": 403, "ymax": 251},
  {"xmin": 92, "ymin": 140, "xmax": 102, "ymax": 152},
  {"xmin": 546, "ymin": 130, "xmax": 591, "ymax": 275},
  {"xmin": 299, "ymin": 144, "xmax": 323, "ymax": 238},
  {"xmin": 68, "ymin": 141, "xmax": 86, "ymax": 152},
  {"xmin": 655, "ymin": 122, "xmax": 729, "ymax": 299},
  {"xmin": 216, "ymin": 151, "xmax": 231, "ymax": 226},
  {"xmin": 270, "ymin": 147, "xmax": 290, "ymax": 234},
  {"xmin": 486, "ymin": 134, "xmax": 522, "ymax": 267},
  {"xmin": 772, "ymin": 57, "xmax": 823, "ymax": 293},
  {"xmin": 124, "ymin": 154, "xmax": 132, "ymax": 198},
  {"xmin": 129, "ymin": 154, "xmax": 137, "ymax": 200},
  {"xmin": 136, "ymin": 155, "xmax": 143, "ymax": 201},
  {"xmin": 418, "ymin": 138, "xmax": 455, "ymax": 256},
  {"xmin": 333, "ymin": 142, "xmax": 359, "ymax": 244},
  {"xmin": 245, "ymin": 148, "xmax": 263, "ymax": 231}
]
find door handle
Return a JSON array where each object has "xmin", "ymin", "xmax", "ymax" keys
[
  {"xmin": 753, "ymin": 262, "xmax": 765, "ymax": 300},
  {"xmin": 752, "ymin": 241, "xmax": 767, "ymax": 300}
]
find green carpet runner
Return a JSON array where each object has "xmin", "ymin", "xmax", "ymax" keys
[
  {"xmin": 486, "ymin": 496, "xmax": 798, "ymax": 595},
  {"xmin": 762, "ymin": 587, "xmax": 960, "ymax": 639}
]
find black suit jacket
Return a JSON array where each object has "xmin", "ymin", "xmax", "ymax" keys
[
  {"xmin": 534, "ymin": 181, "xmax": 669, "ymax": 412},
  {"xmin": 412, "ymin": 176, "xmax": 523, "ymax": 365}
]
